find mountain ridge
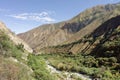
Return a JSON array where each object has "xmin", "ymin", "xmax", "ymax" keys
[
  {"xmin": 1, "ymin": 2, "xmax": 120, "ymax": 80},
  {"xmin": 35, "ymin": 15, "xmax": 120, "ymax": 54},
  {"xmin": 18, "ymin": 3, "xmax": 120, "ymax": 52}
]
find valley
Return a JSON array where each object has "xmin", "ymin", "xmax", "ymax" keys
[{"xmin": 0, "ymin": 2, "xmax": 120, "ymax": 80}]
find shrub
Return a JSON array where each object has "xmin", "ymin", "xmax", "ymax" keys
[
  {"xmin": 16, "ymin": 43, "xmax": 24, "ymax": 52},
  {"xmin": 28, "ymin": 54, "xmax": 55, "ymax": 80},
  {"xmin": 0, "ymin": 32, "xmax": 23, "ymax": 60}
]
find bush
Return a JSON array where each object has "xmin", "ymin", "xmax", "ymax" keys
[
  {"xmin": 0, "ymin": 32, "xmax": 23, "ymax": 60},
  {"xmin": 28, "ymin": 54, "xmax": 55, "ymax": 80},
  {"xmin": 39, "ymin": 53, "xmax": 120, "ymax": 80},
  {"xmin": 16, "ymin": 43, "xmax": 24, "ymax": 52}
]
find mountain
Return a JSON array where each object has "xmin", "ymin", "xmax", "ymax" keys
[
  {"xmin": 38, "ymin": 15, "xmax": 120, "ymax": 80},
  {"xmin": 0, "ymin": 22, "xmax": 33, "ymax": 53},
  {"xmin": 16, "ymin": 2, "xmax": 120, "ymax": 80},
  {"xmin": 40, "ymin": 15, "xmax": 120, "ymax": 54},
  {"xmin": 2, "ymin": 2, "xmax": 120, "ymax": 80},
  {"xmin": 0, "ymin": 22, "xmax": 56, "ymax": 80},
  {"xmin": 18, "ymin": 3, "xmax": 120, "ymax": 51}
]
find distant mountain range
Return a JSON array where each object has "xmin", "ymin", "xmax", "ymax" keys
[{"xmin": 18, "ymin": 3, "xmax": 120, "ymax": 53}]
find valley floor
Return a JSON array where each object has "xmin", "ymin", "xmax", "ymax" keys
[{"xmin": 46, "ymin": 60, "xmax": 92, "ymax": 80}]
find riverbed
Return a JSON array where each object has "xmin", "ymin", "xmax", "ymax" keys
[{"xmin": 46, "ymin": 61, "xmax": 92, "ymax": 80}]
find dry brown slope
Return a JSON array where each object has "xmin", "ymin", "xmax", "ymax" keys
[
  {"xmin": 0, "ymin": 22, "xmax": 33, "ymax": 53},
  {"xmin": 65, "ymin": 9, "xmax": 120, "ymax": 44},
  {"xmin": 18, "ymin": 3, "xmax": 120, "ymax": 51},
  {"xmin": 39, "ymin": 15, "xmax": 120, "ymax": 54}
]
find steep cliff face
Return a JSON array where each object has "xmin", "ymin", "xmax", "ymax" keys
[
  {"xmin": 0, "ymin": 22, "xmax": 33, "ymax": 53},
  {"xmin": 18, "ymin": 3, "xmax": 120, "ymax": 51}
]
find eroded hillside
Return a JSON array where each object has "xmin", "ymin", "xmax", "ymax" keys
[
  {"xmin": 39, "ymin": 15, "xmax": 120, "ymax": 54},
  {"xmin": 18, "ymin": 3, "xmax": 120, "ymax": 51},
  {"xmin": 38, "ymin": 15, "xmax": 120, "ymax": 80}
]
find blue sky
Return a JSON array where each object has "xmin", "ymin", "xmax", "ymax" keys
[{"xmin": 0, "ymin": 0, "xmax": 120, "ymax": 33}]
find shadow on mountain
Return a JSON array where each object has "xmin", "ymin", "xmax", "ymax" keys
[
  {"xmin": 90, "ymin": 15, "xmax": 120, "ymax": 58},
  {"xmin": 91, "ymin": 15, "xmax": 120, "ymax": 39}
]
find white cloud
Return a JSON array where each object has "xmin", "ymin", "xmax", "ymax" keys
[{"xmin": 8, "ymin": 12, "xmax": 56, "ymax": 23}]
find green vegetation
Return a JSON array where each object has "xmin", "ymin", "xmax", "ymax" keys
[
  {"xmin": 0, "ymin": 31, "xmax": 23, "ymax": 60},
  {"xmin": 0, "ymin": 56, "xmax": 33, "ymax": 80},
  {"xmin": 0, "ymin": 31, "xmax": 34, "ymax": 80},
  {"xmin": 28, "ymin": 54, "xmax": 56, "ymax": 80},
  {"xmin": 0, "ymin": 31, "xmax": 56, "ymax": 80},
  {"xmin": 40, "ymin": 52, "xmax": 120, "ymax": 80},
  {"xmin": 37, "ymin": 17, "xmax": 120, "ymax": 80},
  {"xmin": 1, "ymin": 4, "xmax": 120, "ymax": 80}
]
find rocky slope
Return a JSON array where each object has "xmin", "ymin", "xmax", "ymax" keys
[
  {"xmin": 38, "ymin": 15, "xmax": 120, "ymax": 80},
  {"xmin": 16, "ymin": 2, "xmax": 120, "ymax": 80},
  {"xmin": 0, "ymin": 28, "xmax": 33, "ymax": 80},
  {"xmin": 40, "ymin": 15, "xmax": 120, "ymax": 54},
  {"xmin": 0, "ymin": 22, "xmax": 33, "ymax": 53},
  {"xmin": 18, "ymin": 3, "xmax": 120, "ymax": 51}
]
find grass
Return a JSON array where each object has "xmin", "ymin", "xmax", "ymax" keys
[
  {"xmin": 0, "ymin": 31, "xmax": 23, "ymax": 60},
  {"xmin": 0, "ymin": 31, "xmax": 56, "ymax": 80},
  {"xmin": 27, "ymin": 54, "xmax": 56, "ymax": 80},
  {"xmin": 0, "ymin": 31, "xmax": 34, "ymax": 80},
  {"xmin": 39, "ymin": 53, "xmax": 120, "ymax": 80},
  {"xmin": 0, "ymin": 55, "xmax": 33, "ymax": 80}
]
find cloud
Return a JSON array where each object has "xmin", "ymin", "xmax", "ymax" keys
[
  {"xmin": 0, "ymin": 8, "xmax": 9, "ymax": 12},
  {"xmin": 8, "ymin": 12, "xmax": 56, "ymax": 23}
]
